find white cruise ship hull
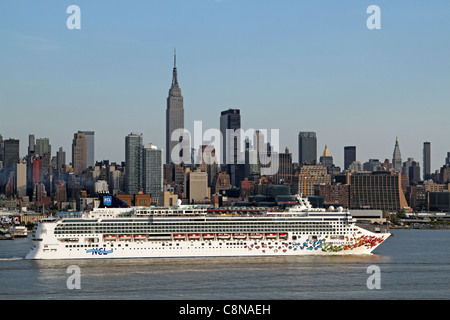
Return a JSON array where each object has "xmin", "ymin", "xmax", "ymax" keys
[
  {"xmin": 26, "ymin": 224, "xmax": 389, "ymax": 260},
  {"xmin": 25, "ymin": 194, "xmax": 391, "ymax": 260}
]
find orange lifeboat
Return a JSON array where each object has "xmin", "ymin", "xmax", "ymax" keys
[
  {"xmin": 104, "ymin": 235, "xmax": 116, "ymax": 240},
  {"xmin": 202, "ymin": 234, "xmax": 215, "ymax": 240},
  {"xmin": 188, "ymin": 234, "xmax": 200, "ymax": 240},
  {"xmin": 173, "ymin": 234, "xmax": 186, "ymax": 240},
  {"xmin": 265, "ymin": 233, "xmax": 277, "ymax": 239},
  {"xmin": 233, "ymin": 233, "xmax": 247, "ymax": 240},
  {"xmin": 217, "ymin": 233, "xmax": 231, "ymax": 240},
  {"xmin": 249, "ymin": 233, "xmax": 263, "ymax": 240}
]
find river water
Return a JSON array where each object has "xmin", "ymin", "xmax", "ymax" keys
[{"xmin": 0, "ymin": 229, "xmax": 449, "ymax": 300}]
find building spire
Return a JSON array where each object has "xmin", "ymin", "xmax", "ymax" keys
[
  {"xmin": 174, "ymin": 48, "xmax": 176, "ymax": 68},
  {"xmin": 322, "ymin": 144, "xmax": 330, "ymax": 157},
  {"xmin": 393, "ymin": 136, "xmax": 402, "ymax": 172},
  {"xmin": 171, "ymin": 49, "xmax": 179, "ymax": 88}
]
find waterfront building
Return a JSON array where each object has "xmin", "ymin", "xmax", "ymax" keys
[
  {"xmin": 349, "ymin": 171, "xmax": 410, "ymax": 212},
  {"xmin": 298, "ymin": 132, "xmax": 317, "ymax": 165},
  {"xmin": 427, "ymin": 191, "xmax": 450, "ymax": 211},
  {"xmin": 166, "ymin": 51, "xmax": 184, "ymax": 164}
]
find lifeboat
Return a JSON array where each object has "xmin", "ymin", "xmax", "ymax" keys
[
  {"xmin": 104, "ymin": 235, "xmax": 116, "ymax": 240},
  {"xmin": 119, "ymin": 235, "xmax": 131, "ymax": 240},
  {"xmin": 202, "ymin": 234, "xmax": 215, "ymax": 240},
  {"xmin": 249, "ymin": 233, "xmax": 263, "ymax": 240},
  {"xmin": 233, "ymin": 233, "xmax": 247, "ymax": 240},
  {"xmin": 173, "ymin": 234, "xmax": 186, "ymax": 240},
  {"xmin": 265, "ymin": 233, "xmax": 277, "ymax": 239},
  {"xmin": 188, "ymin": 234, "xmax": 200, "ymax": 240},
  {"xmin": 279, "ymin": 233, "xmax": 288, "ymax": 239},
  {"xmin": 217, "ymin": 233, "xmax": 231, "ymax": 240},
  {"xmin": 134, "ymin": 235, "xmax": 146, "ymax": 240}
]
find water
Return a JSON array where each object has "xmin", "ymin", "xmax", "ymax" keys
[{"xmin": 0, "ymin": 229, "xmax": 449, "ymax": 300}]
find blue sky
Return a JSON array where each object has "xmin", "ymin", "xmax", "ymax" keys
[{"xmin": 0, "ymin": 0, "xmax": 449, "ymax": 171}]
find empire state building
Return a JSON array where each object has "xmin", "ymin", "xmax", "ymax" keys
[{"xmin": 166, "ymin": 51, "xmax": 184, "ymax": 164}]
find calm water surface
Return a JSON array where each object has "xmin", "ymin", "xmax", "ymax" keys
[{"xmin": 0, "ymin": 229, "xmax": 449, "ymax": 300}]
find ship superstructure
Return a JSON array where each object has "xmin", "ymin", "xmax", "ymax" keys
[{"xmin": 26, "ymin": 194, "xmax": 390, "ymax": 259}]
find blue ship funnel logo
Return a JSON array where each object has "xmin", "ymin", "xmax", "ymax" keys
[{"xmin": 103, "ymin": 196, "xmax": 112, "ymax": 206}]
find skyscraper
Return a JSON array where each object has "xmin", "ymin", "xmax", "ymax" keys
[
  {"xmin": 392, "ymin": 137, "xmax": 402, "ymax": 172},
  {"xmin": 344, "ymin": 146, "xmax": 356, "ymax": 170},
  {"xmin": 220, "ymin": 108, "xmax": 241, "ymax": 165},
  {"xmin": 298, "ymin": 132, "xmax": 317, "ymax": 165},
  {"xmin": 16, "ymin": 159, "xmax": 27, "ymax": 197},
  {"xmin": 166, "ymin": 51, "xmax": 184, "ymax": 164},
  {"xmin": 35, "ymin": 138, "xmax": 51, "ymax": 156},
  {"xmin": 143, "ymin": 143, "xmax": 163, "ymax": 199},
  {"xmin": 0, "ymin": 135, "xmax": 3, "ymax": 164},
  {"xmin": 72, "ymin": 132, "xmax": 86, "ymax": 175},
  {"xmin": 3, "ymin": 138, "xmax": 20, "ymax": 179},
  {"xmin": 125, "ymin": 132, "xmax": 143, "ymax": 195},
  {"xmin": 56, "ymin": 147, "xmax": 66, "ymax": 172},
  {"xmin": 423, "ymin": 142, "xmax": 431, "ymax": 180},
  {"xmin": 220, "ymin": 108, "xmax": 244, "ymax": 187},
  {"xmin": 28, "ymin": 134, "xmax": 35, "ymax": 156},
  {"xmin": 319, "ymin": 145, "xmax": 333, "ymax": 168},
  {"xmin": 80, "ymin": 131, "xmax": 95, "ymax": 168}
]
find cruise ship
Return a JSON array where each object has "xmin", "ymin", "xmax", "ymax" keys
[{"xmin": 25, "ymin": 194, "xmax": 390, "ymax": 260}]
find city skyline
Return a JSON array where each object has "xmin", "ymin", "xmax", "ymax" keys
[{"xmin": 1, "ymin": 1, "xmax": 449, "ymax": 171}]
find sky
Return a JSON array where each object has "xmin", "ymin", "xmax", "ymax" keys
[{"xmin": 0, "ymin": 0, "xmax": 449, "ymax": 172}]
